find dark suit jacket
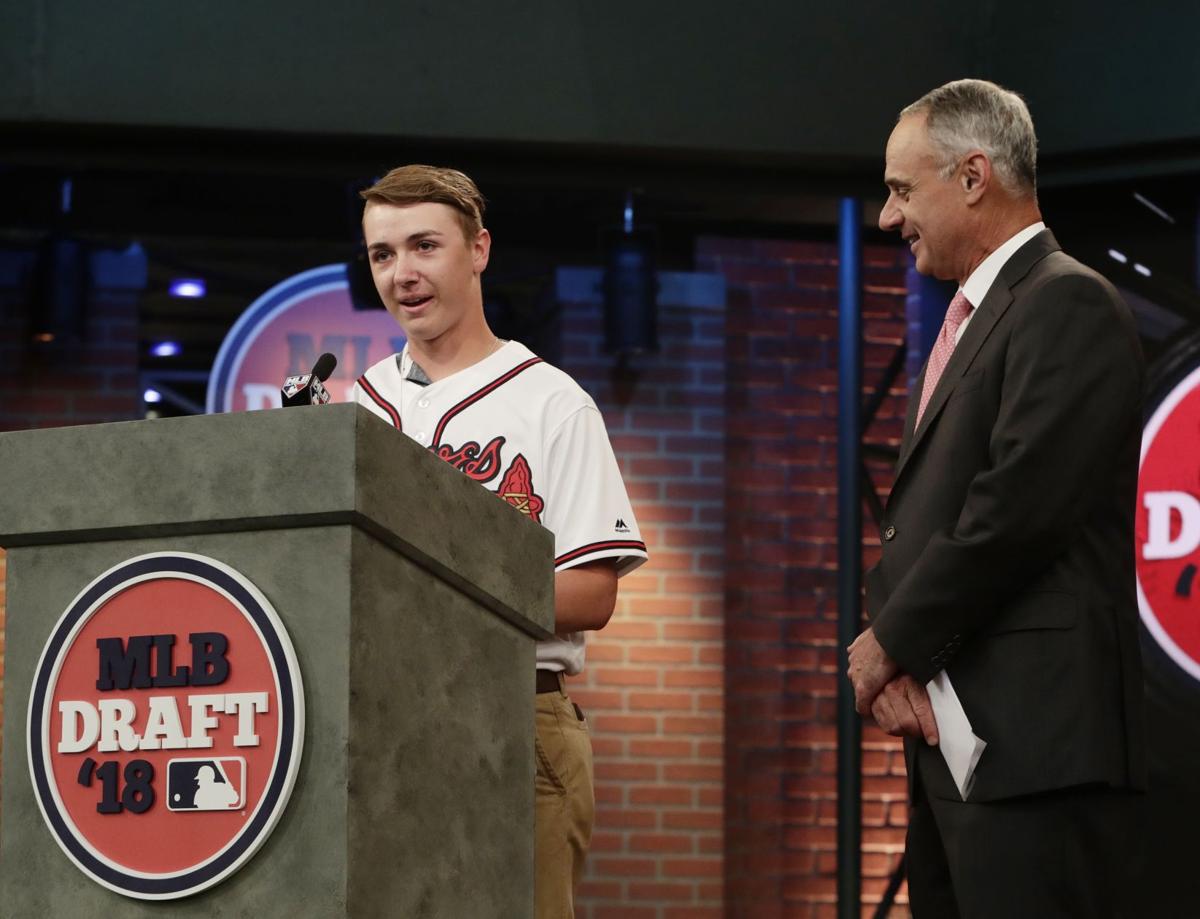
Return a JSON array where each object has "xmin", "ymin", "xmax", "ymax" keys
[{"xmin": 866, "ymin": 229, "xmax": 1147, "ymax": 803}]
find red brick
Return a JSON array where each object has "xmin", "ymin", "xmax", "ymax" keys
[
  {"xmin": 662, "ymin": 623, "xmax": 722, "ymax": 641},
  {"xmin": 593, "ymin": 668, "xmax": 658, "ymax": 687},
  {"xmin": 663, "ymin": 668, "xmax": 722, "ymax": 688},
  {"xmin": 592, "ymin": 857, "xmax": 657, "ymax": 877},
  {"xmin": 641, "ymin": 551, "xmax": 698, "ymax": 571},
  {"xmin": 585, "ymin": 644, "xmax": 626, "ymax": 663},
  {"xmin": 664, "ymin": 482, "xmax": 724, "ymax": 502},
  {"xmin": 593, "ymin": 715, "xmax": 658, "ymax": 734},
  {"xmin": 629, "ymin": 785, "xmax": 693, "ymax": 806},
  {"xmin": 627, "ymin": 691, "xmax": 694, "ymax": 711},
  {"xmin": 595, "ymin": 908, "xmax": 657, "ymax": 919},
  {"xmin": 629, "ymin": 739, "xmax": 693, "ymax": 758},
  {"xmin": 595, "ymin": 762, "xmax": 659, "ymax": 781},
  {"xmin": 663, "ymin": 857, "xmax": 723, "ymax": 878},
  {"xmin": 663, "ymin": 811, "xmax": 722, "ymax": 831},
  {"xmin": 625, "ymin": 597, "xmax": 698, "ymax": 618},
  {"xmin": 635, "ymin": 504, "xmax": 698, "ymax": 524},
  {"xmin": 629, "ymin": 881, "xmax": 694, "ymax": 901},
  {"xmin": 629, "ymin": 834, "xmax": 695, "ymax": 855},
  {"xmin": 664, "ymin": 763, "xmax": 722, "ymax": 783},
  {"xmin": 662, "ymin": 574, "xmax": 723, "ymax": 595},
  {"xmin": 628, "ymin": 645, "xmax": 694, "ymax": 664},
  {"xmin": 595, "ymin": 807, "xmax": 658, "ymax": 829},
  {"xmin": 566, "ymin": 689, "xmax": 624, "ymax": 710},
  {"xmin": 590, "ymin": 736, "xmax": 624, "ymax": 757},
  {"xmin": 587, "ymin": 831, "xmax": 625, "ymax": 853},
  {"xmin": 610, "ymin": 434, "xmax": 661, "ymax": 453},
  {"xmin": 663, "ymin": 435, "xmax": 721, "ymax": 455},
  {"xmin": 663, "ymin": 715, "xmax": 721, "ymax": 736},
  {"xmin": 599, "ymin": 621, "xmax": 659, "ymax": 640}
]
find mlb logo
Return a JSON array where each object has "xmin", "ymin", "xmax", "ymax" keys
[
  {"xmin": 281, "ymin": 374, "xmax": 309, "ymax": 398},
  {"xmin": 167, "ymin": 757, "xmax": 246, "ymax": 811}
]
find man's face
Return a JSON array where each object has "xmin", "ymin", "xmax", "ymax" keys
[
  {"xmin": 362, "ymin": 201, "xmax": 490, "ymax": 345},
  {"xmin": 878, "ymin": 113, "xmax": 968, "ymax": 282}
]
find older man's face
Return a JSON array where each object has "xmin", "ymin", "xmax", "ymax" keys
[{"xmin": 878, "ymin": 113, "xmax": 968, "ymax": 283}]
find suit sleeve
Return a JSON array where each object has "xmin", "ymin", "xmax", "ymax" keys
[{"xmin": 871, "ymin": 272, "xmax": 1143, "ymax": 683}]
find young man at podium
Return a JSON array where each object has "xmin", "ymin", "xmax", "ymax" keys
[{"xmin": 352, "ymin": 164, "xmax": 648, "ymax": 918}]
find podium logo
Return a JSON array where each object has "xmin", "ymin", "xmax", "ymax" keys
[
  {"xmin": 1138, "ymin": 362, "xmax": 1200, "ymax": 683},
  {"xmin": 27, "ymin": 552, "xmax": 305, "ymax": 900}
]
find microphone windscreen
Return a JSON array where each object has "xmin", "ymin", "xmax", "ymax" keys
[{"xmin": 312, "ymin": 352, "xmax": 337, "ymax": 382}]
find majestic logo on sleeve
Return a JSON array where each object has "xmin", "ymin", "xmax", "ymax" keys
[
  {"xmin": 1138, "ymin": 361, "xmax": 1200, "ymax": 684},
  {"xmin": 27, "ymin": 552, "xmax": 304, "ymax": 900}
]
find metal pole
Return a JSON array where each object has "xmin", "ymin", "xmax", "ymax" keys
[{"xmin": 836, "ymin": 196, "xmax": 863, "ymax": 919}]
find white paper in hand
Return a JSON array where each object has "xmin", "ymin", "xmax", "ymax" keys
[{"xmin": 925, "ymin": 671, "xmax": 986, "ymax": 800}]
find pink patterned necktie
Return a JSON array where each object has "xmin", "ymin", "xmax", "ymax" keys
[{"xmin": 915, "ymin": 290, "xmax": 974, "ymax": 427}]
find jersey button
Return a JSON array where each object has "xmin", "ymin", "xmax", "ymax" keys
[{"xmin": 418, "ymin": 398, "xmax": 430, "ymax": 408}]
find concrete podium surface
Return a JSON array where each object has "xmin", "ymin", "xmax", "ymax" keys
[{"xmin": 0, "ymin": 404, "xmax": 552, "ymax": 917}]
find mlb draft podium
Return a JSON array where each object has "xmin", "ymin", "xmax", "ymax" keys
[{"xmin": 0, "ymin": 403, "xmax": 553, "ymax": 917}]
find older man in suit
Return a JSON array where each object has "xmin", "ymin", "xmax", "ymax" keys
[{"xmin": 847, "ymin": 79, "xmax": 1146, "ymax": 917}]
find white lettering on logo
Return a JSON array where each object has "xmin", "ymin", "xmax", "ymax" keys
[
  {"xmin": 140, "ymin": 695, "xmax": 188, "ymax": 751},
  {"xmin": 1143, "ymin": 491, "xmax": 1200, "ymax": 560},
  {"xmin": 97, "ymin": 699, "xmax": 140, "ymax": 753},
  {"xmin": 57, "ymin": 693, "xmax": 269, "ymax": 754},
  {"xmin": 228, "ymin": 692, "xmax": 269, "ymax": 747},
  {"xmin": 57, "ymin": 701, "xmax": 100, "ymax": 754}
]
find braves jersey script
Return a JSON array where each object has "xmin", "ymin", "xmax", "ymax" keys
[{"xmin": 353, "ymin": 340, "xmax": 647, "ymax": 674}]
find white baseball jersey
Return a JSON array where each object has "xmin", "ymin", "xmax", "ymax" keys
[{"xmin": 353, "ymin": 340, "xmax": 647, "ymax": 675}]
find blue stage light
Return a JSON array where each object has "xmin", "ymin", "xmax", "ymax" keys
[
  {"xmin": 169, "ymin": 279, "xmax": 206, "ymax": 298},
  {"xmin": 151, "ymin": 341, "xmax": 182, "ymax": 357}
]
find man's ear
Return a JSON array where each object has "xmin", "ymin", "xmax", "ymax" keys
[
  {"xmin": 961, "ymin": 151, "xmax": 990, "ymax": 204},
  {"xmin": 473, "ymin": 228, "xmax": 492, "ymax": 274}
]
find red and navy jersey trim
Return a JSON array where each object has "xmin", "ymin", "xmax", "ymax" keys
[
  {"xmin": 431, "ymin": 357, "xmax": 544, "ymax": 447},
  {"xmin": 357, "ymin": 373, "xmax": 402, "ymax": 430},
  {"xmin": 556, "ymin": 540, "xmax": 647, "ymax": 567}
]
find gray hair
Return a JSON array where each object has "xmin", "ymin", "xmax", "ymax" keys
[{"xmin": 901, "ymin": 79, "xmax": 1038, "ymax": 196}]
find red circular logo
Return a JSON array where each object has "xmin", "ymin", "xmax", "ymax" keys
[
  {"xmin": 27, "ymin": 553, "xmax": 304, "ymax": 899},
  {"xmin": 1137, "ymin": 362, "xmax": 1200, "ymax": 682}
]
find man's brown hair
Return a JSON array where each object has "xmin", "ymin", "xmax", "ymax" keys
[{"xmin": 359, "ymin": 165, "xmax": 486, "ymax": 241}]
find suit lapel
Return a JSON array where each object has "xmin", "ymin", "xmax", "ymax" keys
[{"xmin": 892, "ymin": 230, "xmax": 1062, "ymax": 486}]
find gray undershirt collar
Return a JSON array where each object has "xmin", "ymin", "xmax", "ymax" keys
[{"xmin": 395, "ymin": 353, "xmax": 432, "ymax": 387}]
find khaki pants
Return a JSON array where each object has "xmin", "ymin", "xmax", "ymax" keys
[{"xmin": 534, "ymin": 687, "xmax": 595, "ymax": 919}]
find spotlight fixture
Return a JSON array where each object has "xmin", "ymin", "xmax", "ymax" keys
[{"xmin": 602, "ymin": 191, "xmax": 658, "ymax": 356}]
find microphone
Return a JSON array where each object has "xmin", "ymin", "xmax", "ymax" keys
[{"xmin": 281, "ymin": 353, "xmax": 337, "ymax": 407}]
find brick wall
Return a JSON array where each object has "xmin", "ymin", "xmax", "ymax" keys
[
  {"xmin": 697, "ymin": 237, "xmax": 912, "ymax": 918},
  {"xmin": 559, "ymin": 273, "xmax": 726, "ymax": 919}
]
